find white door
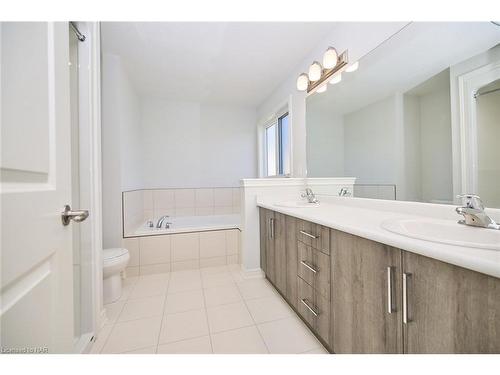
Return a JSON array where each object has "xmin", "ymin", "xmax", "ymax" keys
[{"xmin": 1, "ymin": 22, "xmax": 78, "ymax": 353}]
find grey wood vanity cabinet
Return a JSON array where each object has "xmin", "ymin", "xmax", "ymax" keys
[
  {"xmin": 401, "ymin": 251, "xmax": 500, "ymax": 353},
  {"xmin": 332, "ymin": 229, "xmax": 500, "ymax": 353},
  {"xmin": 260, "ymin": 208, "xmax": 333, "ymax": 349},
  {"xmin": 259, "ymin": 207, "xmax": 500, "ymax": 354},
  {"xmin": 259, "ymin": 208, "xmax": 287, "ymax": 296},
  {"xmin": 331, "ymin": 229, "xmax": 403, "ymax": 353}
]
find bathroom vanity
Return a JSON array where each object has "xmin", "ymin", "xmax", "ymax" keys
[{"xmin": 258, "ymin": 203, "xmax": 500, "ymax": 354}]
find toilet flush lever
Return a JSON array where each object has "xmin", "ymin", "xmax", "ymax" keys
[{"xmin": 61, "ymin": 204, "xmax": 89, "ymax": 226}]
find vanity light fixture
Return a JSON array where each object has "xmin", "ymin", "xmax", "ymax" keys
[
  {"xmin": 308, "ymin": 61, "xmax": 323, "ymax": 82},
  {"xmin": 322, "ymin": 47, "xmax": 338, "ymax": 69},
  {"xmin": 345, "ymin": 61, "xmax": 359, "ymax": 72},
  {"xmin": 296, "ymin": 47, "xmax": 349, "ymax": 94},
  {"xmin": 329, "ymin": 73, "xmax": 342, "ymax": 85},
  {"xmin": 296, "ymin": 73, "xmax": 309, "ymax": 91}
]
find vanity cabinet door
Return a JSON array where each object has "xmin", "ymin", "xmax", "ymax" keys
[
  {"xmin": 263, "ymin": 209, "xmax": 276, "ymax": 284},
  {"xmin": 273, "ymin": 212, "xmax": 287, "ymax": 296},
  {"xmin": 285, "ymin": 215, "xmax": 298, "ymax": 308},
  {"xmin": 331, "ymin": 229, "xmax": 403, "ymax": 354},
  {"xmin": 259, "ymin": 208, "xmax": 287, "ymax": 295},
  {"xmin": 402, "ymin": 251, "xmax": 500, "ymax": 353},
  {"xmin": 259, "ymin": 208, "xmax": 268, "ymax": 275}
]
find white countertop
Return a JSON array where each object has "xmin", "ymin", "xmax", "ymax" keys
[{"xmin": 257, "ymin": 196, "xmax": 500, "ymax": 279}]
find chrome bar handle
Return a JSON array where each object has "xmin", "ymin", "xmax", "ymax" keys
[
  {"xmin": 387, "ymin": 266, "xmax": 394, "ymax": 314},
  {"xmin": 403, "ymin": 272, "xmax": 412, "ymax": 324},
  {"xmin": 269, "ymin": 218, "xmax": 275, "ymax": 239},
  {"xmin": 300, "ymin": 260, "xmax": 319, "ymax": 273},
  {"xmin": 299, "ymin": 230, "xmax": 319, "ymax": 239},
  {"xmin": 301, "ymin": 298, "xmax": 319, "ymax": 317}
]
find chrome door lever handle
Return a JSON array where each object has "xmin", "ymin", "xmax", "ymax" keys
[{"xmin": 61, "ymin": 204, "xmax": 89, "ymax": 226}]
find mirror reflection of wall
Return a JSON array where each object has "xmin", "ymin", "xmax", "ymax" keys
[
  {"xmin": 306, "ymin": 22, "xmax": 500, "ymax": 207},
  {"xmin": 402, "ymin": 69, "xmax": 453, "ymax": 204},
  {"xmin": 476, "ymin": 79, "xmax": 500, "ymax": 208}
]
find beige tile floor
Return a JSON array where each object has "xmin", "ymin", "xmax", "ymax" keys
[{"xmin": 90, "ymin": 265, "xmax": 328, "ymax": 354}]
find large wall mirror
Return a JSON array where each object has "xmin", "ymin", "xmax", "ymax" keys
[{"xmin": 306, "ymin": 22, "xmax": 500, "ymax": 208}]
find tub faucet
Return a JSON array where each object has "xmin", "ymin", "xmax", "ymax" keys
[
  {"xmin": 301, "ymin": 188, "xmax": 318, "ymax": 204},
  {"xmin": 456, "ymin": 194, "xmax": 500, "ymax": 230},
  {"xmin": 157, "ymin": 215, "xmax": 170, "ymax": 228},
  {"xmin": 338, "ymin": 188, "xmax": 351, "ymax": 197}
]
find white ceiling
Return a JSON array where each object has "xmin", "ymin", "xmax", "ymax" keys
[{"xmin": 101, "ymin": 22, "xmax": 336, "ymax": 106}]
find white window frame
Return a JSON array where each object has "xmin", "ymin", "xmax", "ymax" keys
[{"xmin": 258, "ymin": 103, "xmax": 291, "ymax": 178}]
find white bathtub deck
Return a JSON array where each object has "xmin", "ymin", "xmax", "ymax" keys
[{"xmin": 131, "ymin": 214, "xmax": 240, "ymax": 237}]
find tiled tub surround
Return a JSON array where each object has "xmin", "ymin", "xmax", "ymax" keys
[
  {"xmin": 123, "ymin": 187, "xmax": 241, "ymax": 236},
  {"xmin": 133, "ymin": 214, "xmax": 240, "ymax": 237},
  {"xmin": 123, "ymin": 229, "xmax": 241, "ymax": 276}
]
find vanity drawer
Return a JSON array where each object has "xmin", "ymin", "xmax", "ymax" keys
[
  {"xmin": 297, "ymin": 219, "xmax": 330, "ymax": 255},
  {"xmin": 297, "ymin": 277, "xmax": 331, "ymax": 347},
  {"xmin": 297, "ymin": 241, "xmax": 330, "ymax": 300}
]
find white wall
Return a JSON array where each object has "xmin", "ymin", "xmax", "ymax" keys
[
  {"xmin": 257, "ymin": 22, "xmax": 410, "ymax": 178},
  {"xmin": 419, "ymin": 87, "xmax": 453, "ymax": 203},
  {"xmin": 306, "ymin": 109, "xmax": 344, "ymax": 177},
  {"xmin": 402, "ymin": 95, "xmax": 422, "ymax": 202},
  {"xmin": 140, "ymin": 99, "xmax": 257, "ymax": 188},
  {"xmin": 101, "ymin": 53, "xmax": 141, "ymax": 248},
  {"xmin": 102, "ymin": 55, "xmax": 257, "ymax": 247},
  {"xmin": 344, "ymin": 95, "xmax": 399, "ymax": 184}
]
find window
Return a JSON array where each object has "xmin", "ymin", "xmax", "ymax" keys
[{"xmin": 264, "ymin": 112, "xmax": 291, "ymax": 176}]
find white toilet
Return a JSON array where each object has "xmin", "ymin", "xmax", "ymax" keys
[{"xmin": 103, "ymin": 248, "xmax": 130, "ymax": 304}]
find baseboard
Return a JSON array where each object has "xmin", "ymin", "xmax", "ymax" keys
[{"xmin": 240, "ymin": 266, "xmax": 265, "ymax": 279}]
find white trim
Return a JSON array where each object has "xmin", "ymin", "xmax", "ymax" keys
[
  {"xmin": 240, "ymin": 177, "xmax": 356, "ymax": 188},
  {"xmin": 70, "ymin": 22, "xmax": 103, "ymax": 353},
  {"xmin": 257, "ymin": 98, "xmax": 291, "ymax": 178},
  {"xmin": 88, "ymin": 21, "xmax": 104, "ymax": 334},
  {"xmin": 457, "ymin": 60, "xmax": 500, "ymax": 197},
  {"xmin": 307, "ymin": 177, "xmax": 357, "ymax": 186}
]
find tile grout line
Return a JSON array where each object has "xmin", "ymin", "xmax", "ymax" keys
[
  {"xmin": 234, "ymin": 279, "xmax": 271, "ymax": 354},
  {"xmin": 154, "ymin": 272, "xmax": 172, "ymax": 353},
  {"xmin": 98, "ymin": 277, "xmax": 137, "ymax": 353},
  {"xmin": 200, "ymin": 277, "xmax": 215, "ymax": 354}
]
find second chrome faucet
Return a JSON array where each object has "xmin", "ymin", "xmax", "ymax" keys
[{"xmin": 456, "ymin": 194, "xmax": 499, "ymax": 230}]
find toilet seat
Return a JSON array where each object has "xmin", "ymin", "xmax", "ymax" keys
[
  {"xmin": 103, "ymin": 247, "xmax": 128, "ymax": 261},
  {"xmin": 103, "ymin": 248, "xmax": 130, "ymax": 304}
]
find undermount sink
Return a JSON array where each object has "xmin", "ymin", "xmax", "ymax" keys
[
  {"xmin": 274, "ymin": 200, "xmax": 320, "ymax": 208},
  {"xmin": 381, "ymin": 218, "xmax": 500, "ymax": 251}
]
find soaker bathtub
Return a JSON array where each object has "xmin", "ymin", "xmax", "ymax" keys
[{"xmin": 131, "ymin": 214, "xmax": 241, "ymax": 237}]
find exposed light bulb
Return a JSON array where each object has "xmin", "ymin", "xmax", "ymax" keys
[
  {"xmin": 329, "ymin": 73, "xmax": 342, "ymax": 85},
  {"xmin": 322, "ymin": 47, "xmax": 338, "ymax": 69},
  {"xmin": 316, "ymin": 84, "xmax": 327, "ymax": 93},
  {"xmin": 308, "ymin": 61, "xmax": 322, "ymax": 82},
  {"xmin": 296, "ymin": 73, "xmax": 309, "ymax": 91},
  {"xmin": 345, "ymin": 61, "xmax": 359, "ymax": 72}
]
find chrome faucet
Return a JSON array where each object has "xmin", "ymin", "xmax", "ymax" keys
[
  {"xmin": 301, "ymin": 188, "xmax": 319, "ymax": 204},
  {"xmin": 456, "ymin": 194, "xmax": 500, "ymax": 230},
  {"xmin": 156, "ymin": 215, "xmax": 170, "ymax": 228},
  {"xmin": 338, "ymin": 187, "xmax": 351, "ymax": 197}
]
